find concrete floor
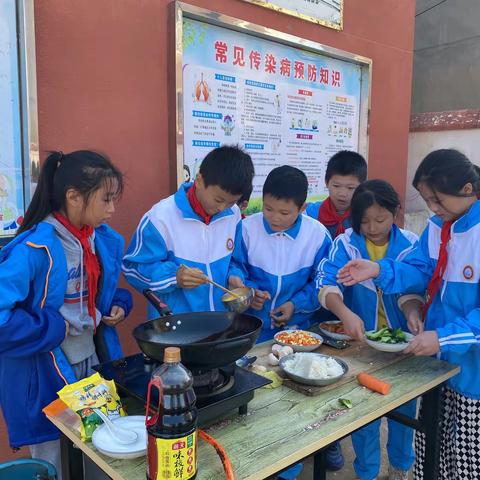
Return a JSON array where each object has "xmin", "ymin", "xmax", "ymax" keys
[
  {"xmin": 298, "ymin": 437, "xmax": 385, "ymax": 480},
  {"xmin": 298, "ymin": 419, "xmax": 412, "ymax": 480}
]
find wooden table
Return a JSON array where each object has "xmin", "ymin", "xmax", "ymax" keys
[{"xmin": 47, "ymin": 341, "xmax": 459, "ymax": 480}]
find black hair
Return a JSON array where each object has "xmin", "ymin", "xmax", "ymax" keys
[
  {"xmin": 183, "ymin": 164, "xmax": 191, "ymax": 182},
  {"xmin": 237, "ymin": 183, "xmax": 253, "ymax": 205},
  {"xmin": 263, "ymin": 165, "xmax": 308, "ymax": 208},
  {"xmin": 325, "ymin": 150, "xmax": 367, "ymax": 184},
  {"xmin": 413, "ymin": 149, "xmax": 480, "ymax": 197},
  {"xmin": 199, "ymin": 145, "xmax": 254, "ymax": 197},
  {"xmin": 18, "ymin": 150, "xmax": 123, "ymax": 234},
  {"xmin": 351, "ymin": 179, "xmax": 400, "ymax": 233}
]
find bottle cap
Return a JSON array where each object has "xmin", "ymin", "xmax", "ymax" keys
[{"xmin": 164, "ymin": 347, "xmax": 181, "ymax": 363}]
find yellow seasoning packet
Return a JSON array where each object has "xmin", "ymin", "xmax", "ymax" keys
[
  {"xmin": 253, "ymin": 369, "xmax": 284, "ymax": 388},
  {"xmin": 57, "ymin": 372, "xmax": 125, "ymax": 441}
]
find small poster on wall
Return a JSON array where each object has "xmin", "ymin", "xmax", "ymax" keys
[
  {"xmin": 181, "ymin": 17, "xmax": 365, "ymax": 213},
  {"xmin": 0, "ymin": 0, "xmax": 26, "ymax": 238},
  {"xmin": 240, "ymin": 0, "xmax": 343, "ymax": 30}
]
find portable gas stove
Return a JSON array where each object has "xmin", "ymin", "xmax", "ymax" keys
[{"xmin": 94, "ymin": 353, "xmax": 271, "ymax": 425}]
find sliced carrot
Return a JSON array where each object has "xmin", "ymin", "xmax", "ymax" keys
[
  {"xmin": 357, "ymin": 372, "xmax": 391, "ymax": 395},
  {"xmin": 199, "ymin": 429, "xmax": 235, "ymax": 480}
]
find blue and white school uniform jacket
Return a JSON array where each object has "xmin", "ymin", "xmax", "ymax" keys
[
  {"xmin": 316, "ymin": 225, "xmax": 418, "ymax": 332},
  {"xmin": 0, "ymin": 222, "xmax": 132, "ymax": 448},
  {"xmin": 374, "ymin": 201, "xmax": 480, "ymax": 399},
  {"xmin": 242, "ymin": 213, "xmax": 332, "ymax": 336},
  {"xmin": 122, "ymin": 183, "xmax": 245, "ymax": 318},
  {"xmin": 305, "ymin": 200, "xmax": 352, "ymax": 238}
]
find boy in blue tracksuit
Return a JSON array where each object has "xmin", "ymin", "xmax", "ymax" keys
[
  {"xmin": 122, "ymin": 146, "xmax": 254, "ymax": 317},
  {"xmin": 337, "ymin": 150, "xmax": 480, "ymax": 479},
  {"xmin": 317, "ymin": 180, "xmax": 417, "ymax": 480},
  {"xmin": 0, "ymin": 151, "xmax": 132, "ymax": 477},
  {"xmin": 242, "ymin": 165, "xmax": 331, "ymax": 480},
  {"xmin": 242, "ymin": 166, "xmax": 331, "ymax": 342},
  {"xmin": 305, "ymin": 150, "xmax": 367, "ymax": 237}
]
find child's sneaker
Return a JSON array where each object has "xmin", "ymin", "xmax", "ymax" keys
[{"xmin": 388, "ymin": 465, "xmax": 409, "ymax": 480}]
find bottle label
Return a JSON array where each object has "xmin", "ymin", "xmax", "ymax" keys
[{"xmin": 150, "ymin": 431, "xmax": 197, "ymax": 480}]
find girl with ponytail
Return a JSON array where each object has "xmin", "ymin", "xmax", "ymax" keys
[
  {"xmin": 0, "ymin": 150, "xmax": 132, "ymax": 477},
  {"xmin": 336, "ymin": 149, "xmax": 480, "ymax": 479}
]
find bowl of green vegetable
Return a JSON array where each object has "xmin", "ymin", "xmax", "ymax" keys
[{"xmin": 364, "ymin": 327, "xmax": 413, "ymax": 353}]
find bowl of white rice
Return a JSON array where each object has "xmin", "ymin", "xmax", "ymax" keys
[{"xmin": 279, "ymin": 352, "xmax": 348, "ymax": 386}]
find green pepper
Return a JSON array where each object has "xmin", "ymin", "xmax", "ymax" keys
[
  {"xmin": 339, "ymin": 398, "xmax": 353, "ymax": 409},
  {"xmin": 367, "ymin": 327, "xmax": 407, "ymax": 344},
  {"xmin": 393, "ymin": 328, "xmax": 406, "ymax": 342},
  {"xmin": 367, "ymin": 327, "xmax": 389, "ymax": 340}
]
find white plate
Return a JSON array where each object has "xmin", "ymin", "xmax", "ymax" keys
[
  {"xmin": 92, "ymin": 415, "xmax": 147, "ymax": 459},
  {"xmin": 364, "ymin": 330, "xmax": 414, "ymax": 352},
  {"xmin": 318, "ymin": 321, "xmax": 352, "ymax": 341},
  {"xmin": 274, "ymin": 330, "xmax": 323, "ymax": 352}
]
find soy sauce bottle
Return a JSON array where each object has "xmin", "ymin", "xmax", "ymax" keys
[{"xmin": 146, "ymin": 347, "xmax": 198, "ymax": 480}]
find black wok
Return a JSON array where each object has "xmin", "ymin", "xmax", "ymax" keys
[{"xmin": 133, "ymin": 290, "xmax": 262, "ymax": 370}]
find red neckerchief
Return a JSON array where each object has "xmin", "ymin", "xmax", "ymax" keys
[
  {"xmin": 187, "ymin": 182, "xmax": 212, "ymax": 225},
  {"xmin": 422, "ymin": 220, "xmax": 453, "ymax": 319},
  {"xmin": 318, "ymin": 197, "xmax": 350, "ymax": 237},
  {"xmin": 53, "ymin": 212, "xmax": 100, "ymax": 330}
]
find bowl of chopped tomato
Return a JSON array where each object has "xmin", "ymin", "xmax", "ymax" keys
[{"xmin": 274, "ymin": 329, "xmax": 323, "ymax": 352}]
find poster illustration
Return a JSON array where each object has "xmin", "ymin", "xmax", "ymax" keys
[{"xmin": 182, "ymin": 19, "xmax": 362, "ymax": 211}]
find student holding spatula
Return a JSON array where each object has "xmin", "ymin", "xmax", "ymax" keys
[{"xmin": 123, "ymin": 146, "xmax": 255, "ymax": 317}]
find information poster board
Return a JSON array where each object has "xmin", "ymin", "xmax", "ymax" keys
[
  {"xmin": 241, "ymin": 0, "xmax": 343, "ymax": 30},
  {"xmin": 0, "ymin": 1, "xmax": 25, "ymax": 237},
  {"xmin": 178, "ymin": 5, "xmax": 370, "ymax": 212}
]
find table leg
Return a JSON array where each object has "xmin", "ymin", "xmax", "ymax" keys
[
  {"xmin": 60, "ymin": 433, "xmax": 84, "ymax": 480},
  {"xmin": 313, "ymin": 449, "xmax": 326, "ymax": 480},
  {"xmin": 420, "ymin": 385, "xmax": 444, "ymax": 480}
]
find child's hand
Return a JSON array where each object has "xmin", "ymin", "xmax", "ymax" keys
[
  {"xmin": 402, "ymin": 299, "xmax": 424, "ymax": 335},
  {"xmin": 337, "ymin": 260, "xmax": 380, "ymax": 286},
  {"xmin": 176, "ymin": 265, "xmax": 207, "ymax": 289},
  {"xmin": 341, "ymin": 310, "xmax": 365, "ymax": 341},
  {"xmin": 228, "ymin": 275, "xmax": 245, "ymax": 290},
  {"xmin": 251, "ymin": 290, "xmax": 271, "ymax": 310},
  {"xmin": 102, "ymin": 306, "xmax": 126, "ymax": 326},
  {"xmin": 403, "ymin": 331, "xmax": 440, "ymax": 356},
  {"xmin": 270, "ymin": 301, "xmax": 295, "ymax": 327},
  {"xmin": 407, "ymin": 312, "xmax": 424, "ymax": 336}
]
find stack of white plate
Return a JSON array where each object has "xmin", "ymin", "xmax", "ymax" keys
[{"xmin": 92, "ymin": 415, "xmax": 147, "ymax": 459}]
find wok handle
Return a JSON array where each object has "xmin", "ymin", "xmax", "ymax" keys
[
  {"xmin": 214, "ymin": 337, "xmax": 252, "ymax": 351},
  {"xmin": 143, "ymin": 289, "xmax": 173, "ymax": 317}
]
